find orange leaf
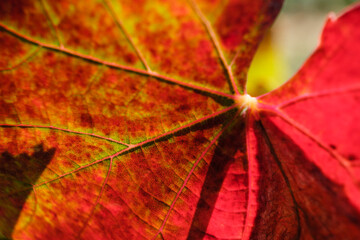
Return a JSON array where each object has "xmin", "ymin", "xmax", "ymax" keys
[{"xmin": 1, "ymin": 1, "xmax": 360, "ymax": 239}]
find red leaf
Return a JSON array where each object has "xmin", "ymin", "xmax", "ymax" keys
[
  {"xmin": 0, "ymin": 1, "xmax": 359, "ymax": 239},
  {"xmin": 254, "ymin": 5, "xmax": 360, "ymax": 238}
]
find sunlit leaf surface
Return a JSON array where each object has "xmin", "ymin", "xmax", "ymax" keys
[{"xmin": 1, "ymin": 1, "xmax": 360, "ymax": 239}]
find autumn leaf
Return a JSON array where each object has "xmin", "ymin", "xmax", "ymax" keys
[{"xmin": 0, "ymin": 0, "xmax": 360, "ymax": 239}]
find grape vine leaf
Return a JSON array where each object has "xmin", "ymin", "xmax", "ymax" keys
[{"xmin": 0, "ymin": 0, "xmax": 360, "ymax": 239}]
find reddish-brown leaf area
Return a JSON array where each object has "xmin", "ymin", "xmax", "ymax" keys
[{"xmin": 0, "ymin": 0, "xmax": 360, "ymax": 239}]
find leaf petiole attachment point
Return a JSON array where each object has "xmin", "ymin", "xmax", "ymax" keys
[
  {"xmin": 235, "ymin": 94, "xmax": 259, "ymax": 118},
  {"xmin": 235, "ymin": 94, "xmax": 258, "ymax": 109}
]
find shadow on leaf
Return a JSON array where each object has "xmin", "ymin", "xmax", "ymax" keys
[
  {"xmin": 0, "ymin": 144, "xmax": 55, "ymax": 239},
  {"xmin": 187, "ymin": 114, "xmax": 247, "ymax": 239},
  {"xmin": 250, "ymin": 119, "xmax": 360, "ymax": 239}
]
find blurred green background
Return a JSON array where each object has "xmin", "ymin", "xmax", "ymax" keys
[{"xmin": 246, "ymin": 0, "xmax": 358, "ymax": 96}]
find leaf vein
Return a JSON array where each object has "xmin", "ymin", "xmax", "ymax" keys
[
  {"xmin": 0, "ymin": 46, "xmax": 41, "ymax": 72},
  {"xmin": 33, "ymin": 106, "xmax": 236, "ymax": 189},
  {"xmin": 187, "ymin": 0, "xmax": 239, "ymax": 94},
  {"xmin": 38, "ymin": 0, "xmax": 62, "ymax": 47},
  {"xmin": 277, "ymin": 86, "xmax": 360, "ymax": 108},
  {"xmin": 0, "ymin": 123, "xmax": 129, "ymax": 146},
  {"xmin": 152, "ymin": 108, "xmax": 240, "ymax": 239},
  {"xmin": 77, "ymin": 157, "xmax": 113, "ymax": 237},
  {"xmin": 0, "ymin": 24, "xmax": 234, "ymax": 100},
  {"xmin": 101, "ymin": 0, "xmax": 151, "ymax": 72},
  {"xmin": 260, "ymin": 106, "xmax": 354, "ymax": 178}
]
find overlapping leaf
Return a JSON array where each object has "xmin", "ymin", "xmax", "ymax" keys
[{"xmin": 0, "ymin": 0, "xmax": 359, "ymax": 239}]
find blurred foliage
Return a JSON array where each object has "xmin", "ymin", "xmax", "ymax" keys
[
  {"xmin": 284, "ymin": 0, "xmax": 358, "ymax": 11},
  {"xmin": 246, "ymin": 32, "xmax": 288, "ymax": 96}
]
